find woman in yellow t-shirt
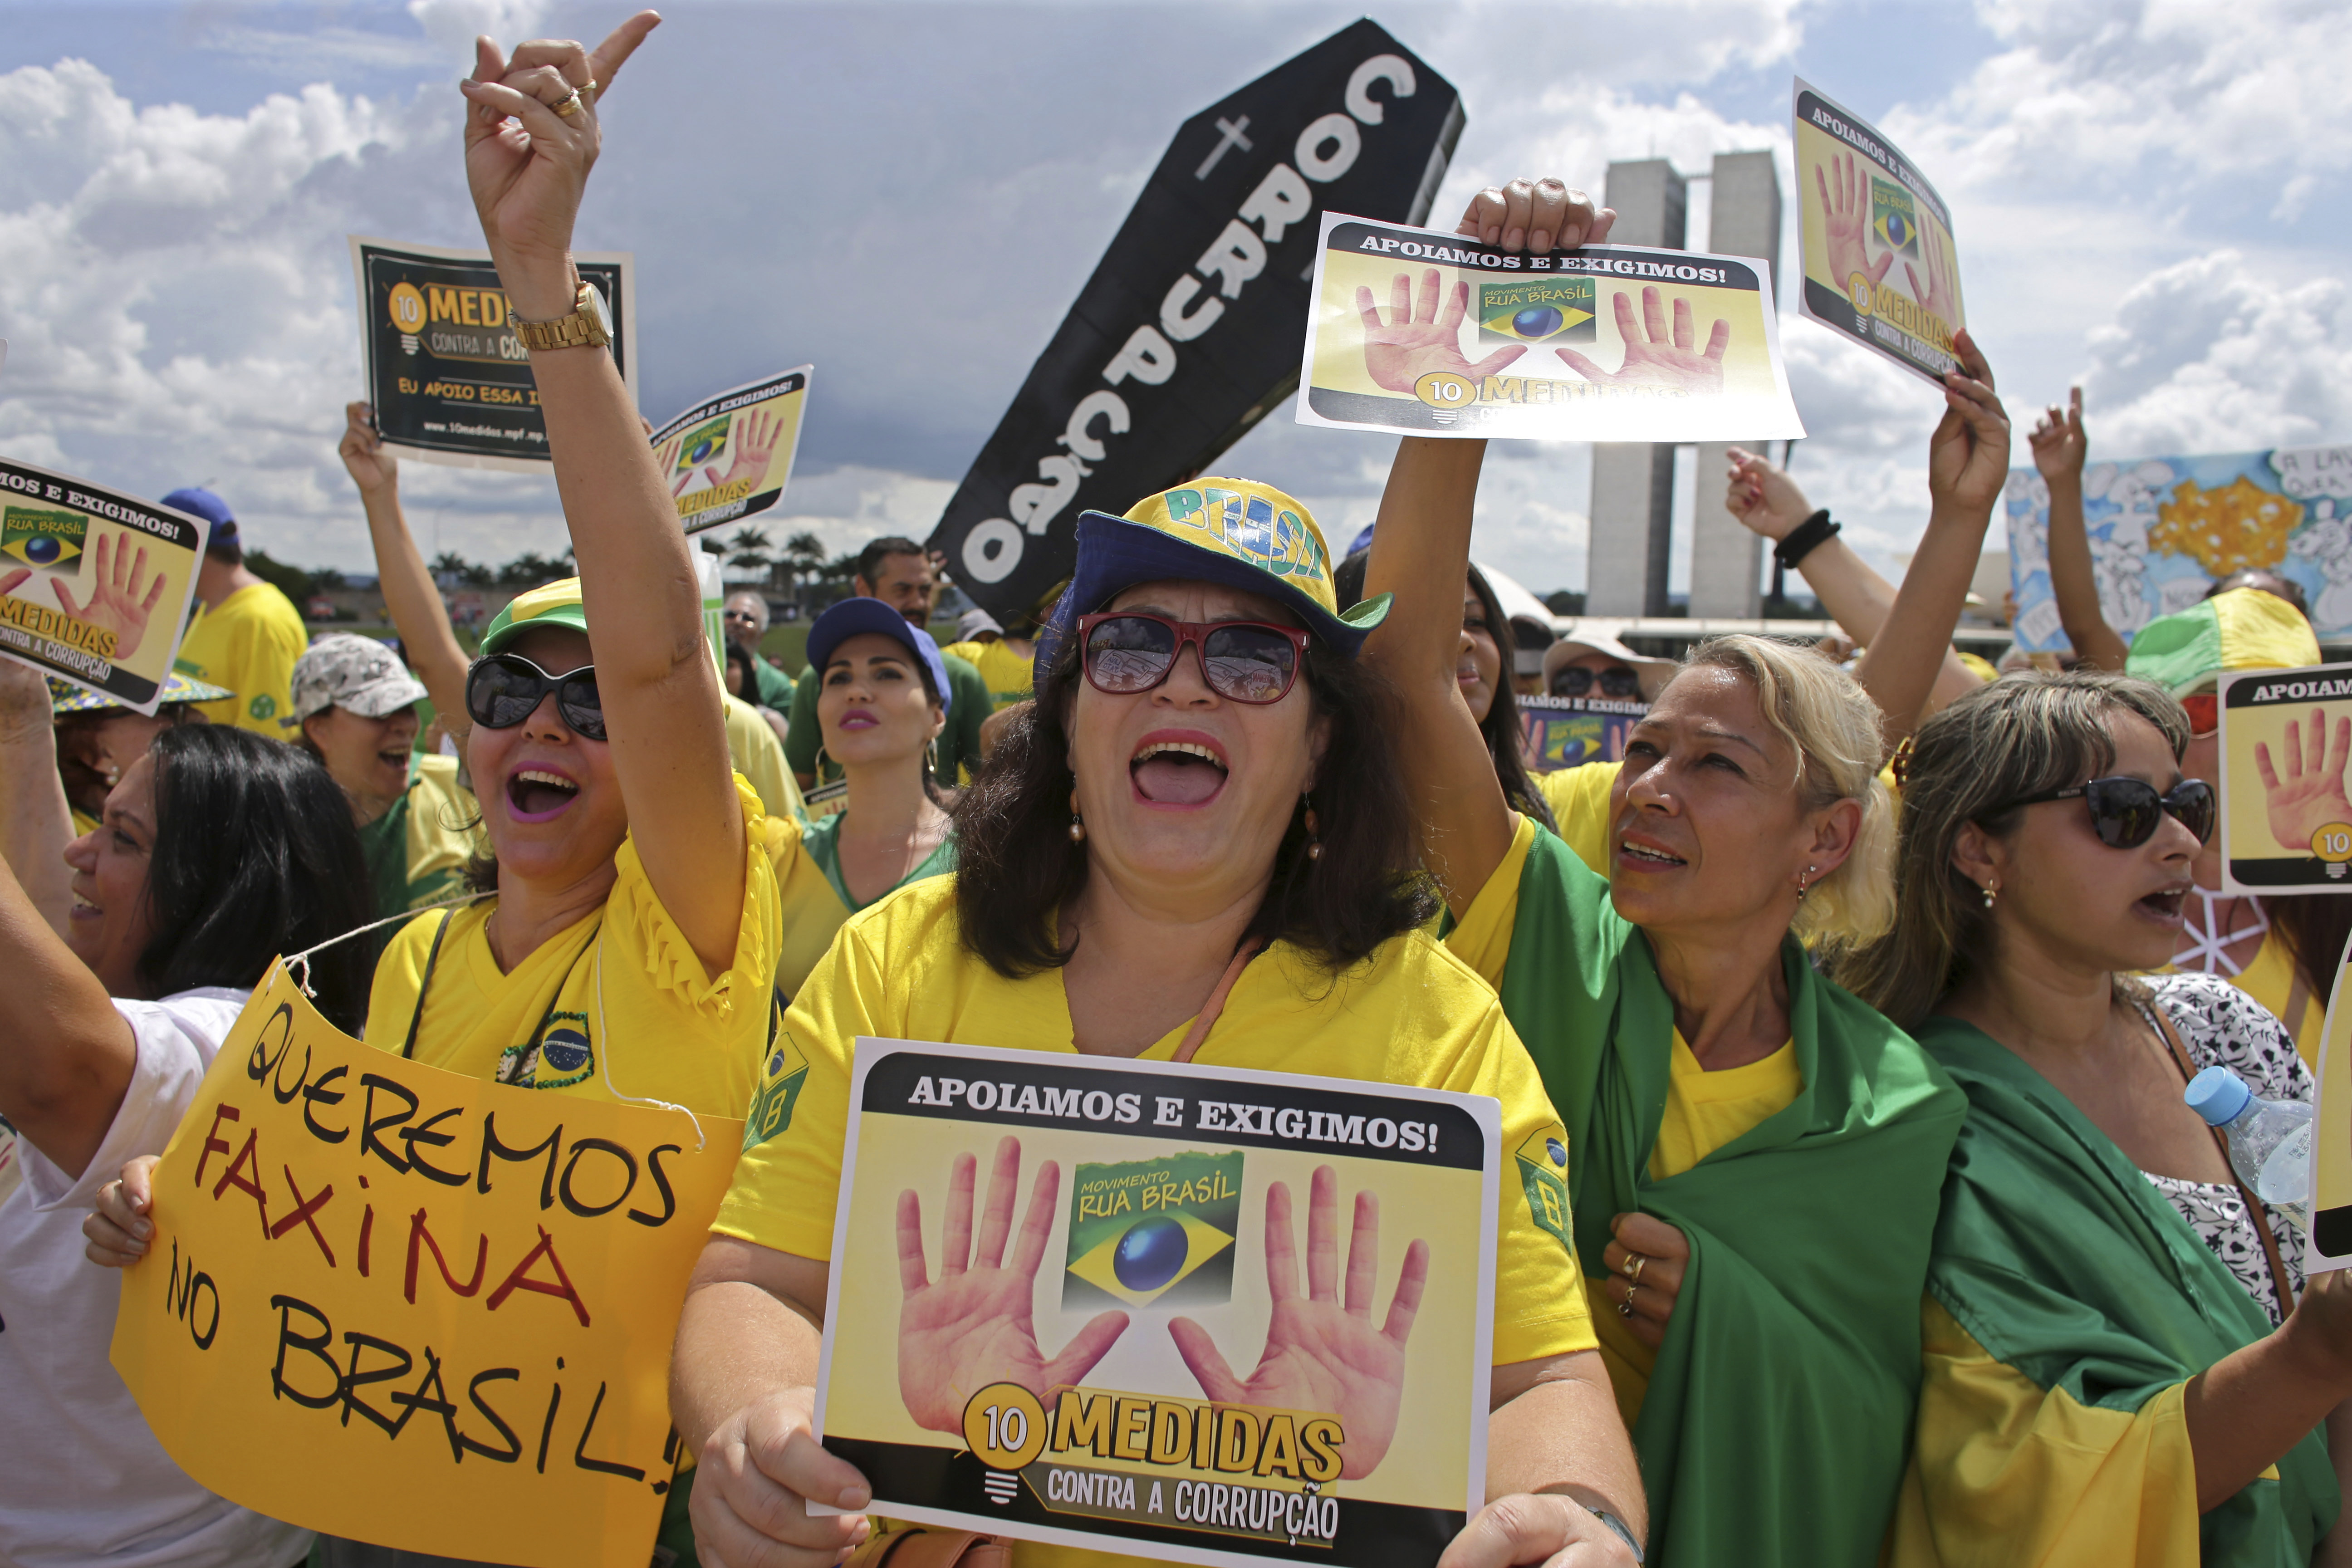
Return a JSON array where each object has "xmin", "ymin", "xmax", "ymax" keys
[
  {"xmin": 771, "ymin": 597, "xmax": 956, "ymax": 998},
  {"xmin": 671, "ymin": 475, "xmax": 1649, "ymax": 1567},
  {"xmin": 1354, "ymin": 176, "xmax": 1984, "ymax": 1568}
]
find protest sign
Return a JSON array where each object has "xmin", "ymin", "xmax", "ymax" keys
[
  {"xmin": 2006, "ymin": 445, "xmax": 2352, "ymax": 655},
  {"xmin": 351, "ymin": 237, "xmax": 636, "ymax": 471},
  {"xmin": 2217, "ymin": 662, "xmax": 2352, "ymax": 893},
  {"xmin": 1793, "ymin": 79, "xmax": 1964, "ymax": 385},
  {"xmin": 813, "ymin": 1040, "xmax": 1499, "ymax": 1568},
  {"xmin": 1297, "ymin": 215, "xmax": 1803, "ymax": 444},
  {"xmin": 1520, "ymin": 694, "xmax": 1645, "ymax": 771},
  {"xmin": 110, "ymin": 965, "xmax": 741, "ymax": 1568},
  {"xmin": 0, "ymin": 458, "xmax": 209, "ymax": 712},
  {"xmin": 650, "ymin": 367, "xmax": 812, "ymax": 536},
  {"xmin": 929, "ymin": 20, "xmax": 1463, "ymax": 626}
]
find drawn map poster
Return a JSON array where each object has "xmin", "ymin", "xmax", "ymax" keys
[{"xmin": 2006, "ymin": 446, "xmax": 2352, "ymax": 654}]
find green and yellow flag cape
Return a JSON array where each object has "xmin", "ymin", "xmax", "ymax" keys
[
  {"xmin": 1488, "ymin": 830, "xmax": 1965, "ymax": 1567},
  {"xmin": 1917, "ymin": 1016, "xmax": 2337, "ymax": 1563}
]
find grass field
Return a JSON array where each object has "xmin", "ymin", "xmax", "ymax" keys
[{"xmin": 334, "ymin": 616, "xmax": 967, "ymax": 679}]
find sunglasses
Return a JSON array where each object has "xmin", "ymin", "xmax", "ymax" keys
[
  {"xmin": 723, "ymin": 609, "xmax": 761, "ymax": 624},
  {"xmin": 1552, "ymin": 666, "xmax": 1642, "ymax": 699},
  {"xmin": 1076, "ymin": 612, "xmax": 1311, "ymax": 705},
  {"xmin": 2003, "ymin": 775, "xmax": 2215, "ymax": 848},
  {"xmin": 465, "ymin": 654, "xmax": 605, "ymax": 740},
  {"xmin": 2180, "ymin": 692, "xmax": 2219, "ymax": 737}
]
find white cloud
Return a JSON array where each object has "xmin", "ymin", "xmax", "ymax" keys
[{"xmin": 407, "ymin": 0, "xmax": 553, "ymax": 59}]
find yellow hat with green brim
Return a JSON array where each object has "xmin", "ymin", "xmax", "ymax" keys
[
  {"xmin": 480, "ymin": 577, "xmax": 588, "ymax": 657},
  {"xmin": 2124, "ymin": 586, "xmax": 2321, "ymax": 696}
]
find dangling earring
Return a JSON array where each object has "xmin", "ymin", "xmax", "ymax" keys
[
  {"xmin": 1981, "ymin": 883, "xmax": 1998, "ymax": 909},
  {"xmin": 1303, "ymin": 793, "xmax": 1323, "ymax": 862},
  {"xmin": 814, "ymin": 743, "xmax": 835, "ymax": 780},
  {"xmin": 1068, "ymin": 786, "xmax": 1086, "ymax": 843},
  {"xmin": 1796, "ymin": 863, "xmax": 1816, "ymax": 902}
]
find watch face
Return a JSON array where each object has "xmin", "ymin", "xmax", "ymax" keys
[{"xmin": 579, "ymin": 281, "xmax": 614, "ymax": 340}]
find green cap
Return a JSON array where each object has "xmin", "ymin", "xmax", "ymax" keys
[{"xmin": 480, "ymin": 577, "xmax": 588, "ymax": 657}]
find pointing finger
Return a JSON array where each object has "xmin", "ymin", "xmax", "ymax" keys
[{"xmin": 584, "ymin": 10, "xmax": 663, "ymax": 99}]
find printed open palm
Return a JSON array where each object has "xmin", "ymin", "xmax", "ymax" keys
[
  {"xmin": 1168, "ymin": 1166, "xmax": 1427, "ymax": 1481},
  {"xmin": 895, "ymin": 1137, "xmax": 1128, "ymax": 1435},
  {"xmin": 2257, "ymin": 709, "xmax": 2352, "ymax": 851},
  {"xmin": 1355, "ymin": 268, "xmax": 1526, "ymax": 393},
  {"xmin": 53, "ymin": 534, "xmax": 168, "ymax": 662},
  {"xmin": 718, "ymin": 408, "xmax": 783, "ymax": 490},
  {"xmin": 1815, "ymin": 149, "xmax": 1892, "ymax": 296},
  {"xmin": 1557, "ymin": 287, "xmax": 1729, "ymax": 394}
]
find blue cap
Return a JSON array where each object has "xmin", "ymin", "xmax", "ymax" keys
[
  {"xmin": 2185, "ymin": 1064, "xmax": 2254, "ymax": 1127},
  {"xmin": 807, "ymin": 597, "xmax": 951, "ymax": 715},
  {"xmin": 1346, "ymin": 523, "xmax": 1376, "ymax": 557},
  {"xmin": 161, "ymin": 487, "xmax": 237, "ymax": 539}
]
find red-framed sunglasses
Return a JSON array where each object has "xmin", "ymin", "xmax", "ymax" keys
[
  {"xmin": 1075, "ymin": 611, "xmax": 1311, "ymax": 704},
  {"xmin": 2181, "ymin": 692, "xmax": 2219, "ymax": 737}
]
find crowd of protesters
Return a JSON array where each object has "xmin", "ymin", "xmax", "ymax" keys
[{"xmin": 9, "ymin": 12, "xmax": 2352, "ymax": 1568}]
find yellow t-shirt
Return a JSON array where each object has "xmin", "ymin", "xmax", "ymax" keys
[
  {"xmin": 173, "ymin": 581, "xmax": 308, "ymax": 738},
  {"xmin": 768, "ymin": 813, "xmax": 956, "ymax": 1002},
  {"xmin": 1886, "ymin": 1296, "xmax": 2200, "ymax": 1568},
  {"xmin": 363, "ymin": 774, "xmax": 783, "ymax": 1121},
  {"xmin": 357, "ymin": 752, "xmax": 482, "ymax": 919},
  {"xmin": 715, "ymin": 877, "xmax": 1598, "ymax": 1416},
  {"xmin": 2231, "ymin": 926, "xmax": 2326, "ymax": 1068},
  {"xmin": 1537, "ymin": 762, "xmax": 1617, "ymax": 877},
  {"xmin": 71, "ymin": 808, "xmax": 100, "ymax": 839},
  {"xmin": 725, "ymin": 691, "xmax": 807, "ymax": 824},
  {"xmin": 941, "ymin": 638, "xmax": 1035, "ymax": 713}
]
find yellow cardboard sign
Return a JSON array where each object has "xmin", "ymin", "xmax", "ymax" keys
[
  {"xmin": 2218, "ymin": 662, "xmax": 2352, "ymax": 894},
  {"xmin": 648, "ymin": 367, "xmax": 812, "ymax": 537},
  {"xmin": 110, "ymin": 965, "xmax": 742, "ymax": 1567},
  {"xmin": 813, "ymin": 1040, "xmax": 1500, "ymax": 1568},
  {"xmin": 2303, "ymin": 933, "xmax": 2352, "ymax": 1269}
]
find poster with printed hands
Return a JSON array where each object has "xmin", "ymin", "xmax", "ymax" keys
[
  {"xmin": 1793, "ymin": 79, "xmax": 1965, "ymax": 384},
  {"xmin": 0, "ymin": 458, "xmax": 209, "ymax": 713},
  {"xmin": 2006, "ymin": 446, "xmax": 2352, "ymax": 655},
  {"xmin": 1296, "ymin": 213, "xmax": 1802, "ymax": 444},
  {"xmin": 2301, "ymin": 928, "xmax": 2352, "ymax": 1267},
  {"xmin": 647, "ymin": 367, "xmax": 811, "ymax": 535},
  {"xmin": 2218, "ymin": 662, "xmax": 2352, "ymax": 893},
  {"xmin": 109, "ymin": 965, "xmax": 743, "ymax": 1568},
  {"xmin": 812, "ymin": 1040, "xmax": 1499, "ymax": 1568},
  {"xmin": 351, "ymin": 237, "xmax": 636, "ymax": 472}
]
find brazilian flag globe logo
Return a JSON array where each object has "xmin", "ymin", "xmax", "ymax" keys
[
  {"xmin": 1477, "ymin": 277, "xmax": 1597, "ymax": 347},
  {"xmin": 673, "ymin": 414, "xmax": 731, "ymax": 478},
  {"xmin": 1063, "ymin": 1151, "xmax": 1242, "ymax": 1310},
  {"xmin": 2, "ymin": 505, "xmax": 88, "ymax": 577},
  {"xmin": 1870, "ymin": 176, "xmax": 1922, "ymax": 260}
]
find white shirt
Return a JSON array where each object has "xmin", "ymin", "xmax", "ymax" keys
[{"xmin": 0, "ymin": 987, "xmax": 311, "ymax": 1568}]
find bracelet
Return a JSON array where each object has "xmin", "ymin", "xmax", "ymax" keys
[
  {"xmin": 1586, "ymin": 1506, "xmax": 1645, "ymax": 1562},
  {"xmin": 1774, "ymin": 509, "xmax": 1839, "ymax": 570}
]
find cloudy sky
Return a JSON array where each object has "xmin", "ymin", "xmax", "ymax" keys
[{"xmin": 2, "ymin": 0, "xmax": 2346, "ymax": 599}]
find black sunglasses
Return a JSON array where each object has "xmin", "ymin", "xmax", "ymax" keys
[
  {"xmin": 2003, "ymin": 775, "xmax": 2215, "ymax": 848},
  {"xmin": 1552, "ymin": 666, "xmax": 1642, "ymax": 699},
  {"xmin": 1076, "ymin": 612, "xmax": 1311, "ymax": 705},
  {"xmin": 465, "ymin": 654, "xmax": 605, "ymax": 740}
]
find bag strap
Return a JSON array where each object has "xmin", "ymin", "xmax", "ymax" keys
[
  {"xmin": 1171, "ymin": 936, "xmax": 1267, "ymax": 1064},
  {"xmin": 2145, "ymin": 997, "xmax": 2295, "ymax": 1312}
]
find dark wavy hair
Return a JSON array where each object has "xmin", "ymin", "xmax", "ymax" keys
[
  {"xmin": 951, "ymin": 627, "xmax": 1438, "ymax": 978},
  {"xmin": 140, "ymin": 725, "xmax": 374, "ymax": 1030},
  {"xmin": 1334, "ymin": 548, "xmax": 1555, "ymax": 833}
]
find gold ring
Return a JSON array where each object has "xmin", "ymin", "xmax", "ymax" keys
[
  {"xmin": 1616, "ymin": 1292, "xmax": 1635, "ymax": 1319},
  {"xmin": 553, "ymin": 88, "xmax": 584, "ymax": 118},
  {"xmin": 1623, "ymin": 1252, "xmax": 1646, "ymax": 1285},
  {"xmin": 581, "ymin": 79, "xmax": 598, "ymax": 103}
]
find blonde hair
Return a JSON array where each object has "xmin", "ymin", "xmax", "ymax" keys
[{"xmin": 1676, "ymin": 635, "xmax": 1896, "ymax": 945}]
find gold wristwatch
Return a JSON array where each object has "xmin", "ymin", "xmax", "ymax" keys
[{"xmin": 510, "ymin": 279, "xmax": 613, "ymax": 352}]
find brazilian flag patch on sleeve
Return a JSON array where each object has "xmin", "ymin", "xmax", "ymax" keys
[
  {"xmin": 1514, "ymin": 1126, "xmax": 1574, "ymax": 1255},
  {"xmin": 744, "ymin": 1026, "xmax": 811, "ymax": 1149}
]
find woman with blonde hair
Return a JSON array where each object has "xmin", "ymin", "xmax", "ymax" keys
[
  {"xmin": 1358, "ymin": 175, "xmax": 1989, "ymax": 1568},
  {"xmin": 1834, "ymin": 671, "xmax": 2349, "ymax": 1565}
]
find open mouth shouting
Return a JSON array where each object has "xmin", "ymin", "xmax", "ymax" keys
[
  {"xmin": 1131, "ymin": 731, "xmax": 1229, "ymax": 807},
  {"xmin": 2135, "ymin": 882, "xmax": 2191, "ymax": 924},
  {"xmin": 505, "ymin": 765, "xmax": 581, "ymax": 823}
]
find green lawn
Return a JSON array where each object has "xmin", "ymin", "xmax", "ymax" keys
[{"xmin": 340, "ymin": 616, "xmax": 964, "ymax": 678}]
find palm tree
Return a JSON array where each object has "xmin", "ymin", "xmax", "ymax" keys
[
  {"xmin": 782, "ymin": 531, "xmax": 828, "ymax": 611},
  {"xmin": 724, "ymin": 524, "xmax": 774, "ymax": 583}
]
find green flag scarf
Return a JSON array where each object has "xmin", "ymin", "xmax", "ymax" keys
[
  {"xmin": 1494, "ymin": 831, "xmax": 1966, "ymax": 1567},
  {"xmin": 1916, "ymin": 1015, "xmax": 2337, "ymax": 1563}
]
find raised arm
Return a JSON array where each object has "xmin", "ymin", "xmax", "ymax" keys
[
  {"xmin": 339, "ymin": 401, "xmax": 473, "ymax": 740},
  {"xmin": 2032, "ymin": 387, "xmax": 2126, "ymax": 671},
  {"xmin": 0, "ymin": 661, "xmax": 72, "ymax": 939},
  {"xmin": 460, "ymin": 15, "xmax": 749, "ymax": 975},
  {"xmin": 1725, "ymin": 450, "xmax": 1983, "ymax": 716},
  {"xmin": 1361, "ymin": 180, "xmax": 1614, "ymax": 915},
  {"xmin": 1852, "ymin": 328, "xmax": 2011, "ymax": 743}
]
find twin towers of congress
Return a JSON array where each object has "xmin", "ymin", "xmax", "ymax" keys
[{"xmin": 1586, "ymin": 152, "xmax": 1784, "ymax": 620}]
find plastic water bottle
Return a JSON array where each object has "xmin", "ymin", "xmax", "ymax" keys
[{"xmin": 2185, "ymin": 1064, "xmax": 2312, "ymax": 1233}]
